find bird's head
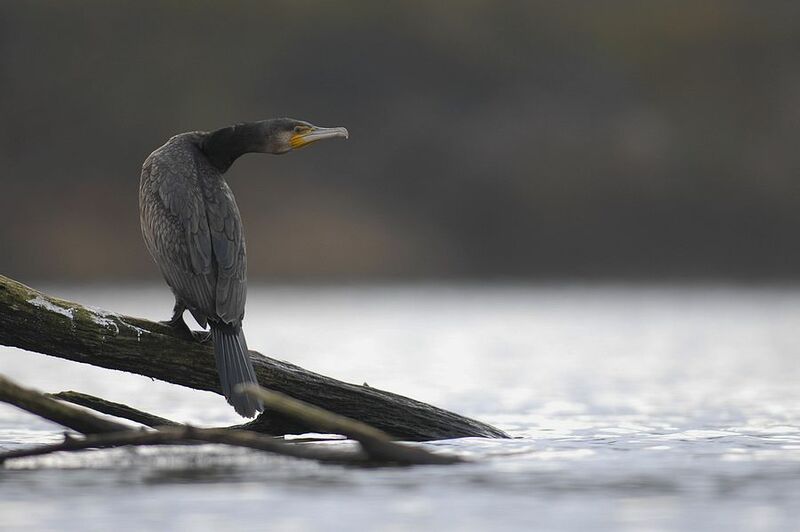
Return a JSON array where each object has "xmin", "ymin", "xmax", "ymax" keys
[
  {"xmin": 261, "ymin": 118, "xmax": 349, "ymax": 155},
  {"xmin": 201, "ymin": 118, "xmax": 349, "ymax": 172}
]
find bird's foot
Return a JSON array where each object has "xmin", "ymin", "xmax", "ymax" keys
[
  {"xmin": 159, "ymin": 315, "xmax": 194, "ymax": 341},
  {"xmin": 193, "ymin": 330, "xmax": 213, "ymax": 344}
]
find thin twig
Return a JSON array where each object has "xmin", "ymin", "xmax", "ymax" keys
[
  {"xmin": 48, "ymin": 391, "xmax": 180, "ymax": 428},
  {"xmin": 0, "ymin": 426, "xmax": 371, "ymax": 465}
]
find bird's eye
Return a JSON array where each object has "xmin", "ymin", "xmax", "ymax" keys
[{"xmin": 294, "ymin": 126, "xmax": 307, "ymax": 133}]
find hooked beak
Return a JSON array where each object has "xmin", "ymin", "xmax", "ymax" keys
[{"xmin": 290, "ymin": 126, "xmax": 349, "ymax": 149}]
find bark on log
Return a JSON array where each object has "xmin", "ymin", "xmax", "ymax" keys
[{"xmin": 0, "ymin": 275, "xmax": 508, "ymax": 441}]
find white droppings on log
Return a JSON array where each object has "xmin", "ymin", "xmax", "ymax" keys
[
  {"xmin": 121, "ymin": 321, "xmax": 147, "ymax": 341},
  {"xmin": 92, "ymin": 309, "xmax": 149, "ymax": 341},
  {"xmin": 91, "ymin": 314, "xmax": 120, "ymax": 335},
  {"xmin": 27, "ymin": 296, "xmax": 74, "ymax": 320}
]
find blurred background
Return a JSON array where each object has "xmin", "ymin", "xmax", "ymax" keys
[{"xmin": 1, "ymin": 1, "xmax": 798, "ymax": 283}]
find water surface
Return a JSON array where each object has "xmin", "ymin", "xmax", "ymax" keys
[{"xmin": 2, "ymin": 284, "xmax": 799, "ymax": 531}]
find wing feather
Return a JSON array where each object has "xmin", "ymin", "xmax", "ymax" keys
[
  {"xmin": 139, "ymin": 139, "xmax": 217, "ymax": 322},
  {"xmin": 204, "ymin": 178, "xmax": 247, "ymax": 323},
  {"xmin": 139, "ymin": 134, "xmax": 247, "ymax": 326}
]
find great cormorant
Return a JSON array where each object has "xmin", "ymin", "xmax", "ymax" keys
[{"xmin": 139, "ymin": 118, "xmax": 349, "ymax": 417}]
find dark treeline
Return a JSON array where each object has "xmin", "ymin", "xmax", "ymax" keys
[{"xmin": 1, "ymin": 1, "xmax": 798, "ymax": 281}]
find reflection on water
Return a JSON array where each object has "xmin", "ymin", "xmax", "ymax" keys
[{"xmin": 1, "ymin": 284, "xmax": 800, "ymax": 531}]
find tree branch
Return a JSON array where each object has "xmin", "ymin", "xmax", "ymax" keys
[
  {"xmin": 0, "ymin": 374, "xmax": 462, "ymax": 466},
  {"xmin": 0, "ymin": 375, "xmax": 131, "ymax": 434},
  {"xmin": 242, "ymin": 385, "xmax": 462, "ymax": 464}
]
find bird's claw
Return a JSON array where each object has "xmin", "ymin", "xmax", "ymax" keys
[{"xmin": 193, "ymin": 330, "xmax": 213, "ymax": 344}]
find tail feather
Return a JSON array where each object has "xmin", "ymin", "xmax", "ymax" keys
[{"xmin": 211, "ymin": 324, "xmax": 264, "ymax": 417}]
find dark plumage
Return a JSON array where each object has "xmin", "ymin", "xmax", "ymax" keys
[{"xmin": 139, "ymin": 118, "xmax": 348, "ymax": 417}]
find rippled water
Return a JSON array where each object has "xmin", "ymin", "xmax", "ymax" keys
[{"xmin": 2, "ymin": 284, "xmax": 800, "ymax": 531}]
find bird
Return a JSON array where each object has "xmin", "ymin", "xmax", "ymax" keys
[{"xmin": 139, "ymin": 118, "xmax": 349, "ymax": 417}]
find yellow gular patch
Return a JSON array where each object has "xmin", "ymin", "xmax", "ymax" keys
[{"xmin": 289, "ymin": 133, "xmax": 309, "ymax": 149}]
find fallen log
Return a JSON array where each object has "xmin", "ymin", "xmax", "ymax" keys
[{"xmin": 0, "ymin": 274, "xmax": 508, "ymax": 440}]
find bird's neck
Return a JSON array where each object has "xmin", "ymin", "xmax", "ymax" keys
[{"xmin": 201, "ymin": 122, "xmax": 265, "ymax": 173}]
